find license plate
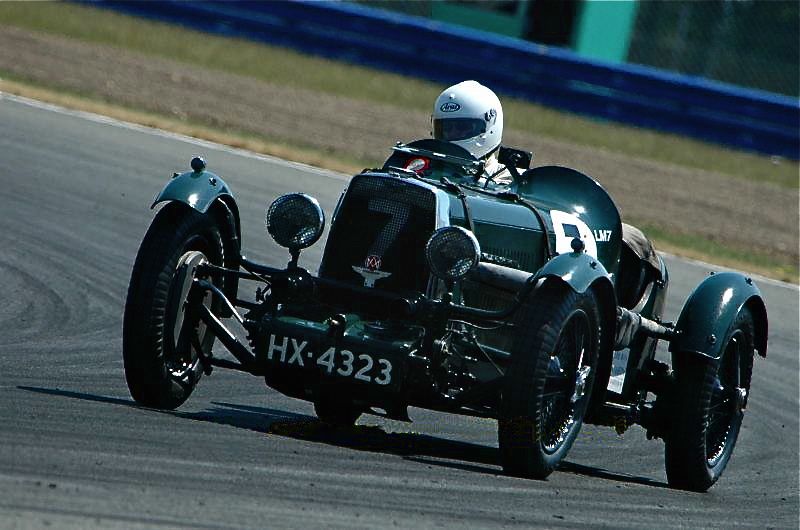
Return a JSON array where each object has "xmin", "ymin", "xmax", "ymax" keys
[{"xmin": 265, "ymin": 333, "xmax": 394, "ymax": 386}]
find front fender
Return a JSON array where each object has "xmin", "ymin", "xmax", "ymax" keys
[
  {"xmin": 669, "ymin": 272, "xmax": 768, "ymax": 359},
  {"xmin": 152, "ymin": 166, "xmax": 242, "ymax": 317},
  {"xmin": 151, "ymin": 169, "xmax": 233, "ymax": 214},
  {"xmin": 533, "ymin": 250, "xmax": 617, "ymax": 412},
  {"xmin": 534, "ymin": 250, "xmax": 612, "ymax": 295}
]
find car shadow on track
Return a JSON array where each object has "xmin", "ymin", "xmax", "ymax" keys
[{"xmin": 18, "ymin": 386, "xmax": 669, "ymax": 489}]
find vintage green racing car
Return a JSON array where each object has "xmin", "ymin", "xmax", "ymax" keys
[{"xmin": 123, "ymin": 139, "xmax": 768, "ymax": 491}]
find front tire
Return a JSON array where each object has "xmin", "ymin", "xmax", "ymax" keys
[
  {"xmin": 499, "ymin": 283, "xmax": 601, "ymax": 479},
  {"xmin": 123, "ymin": 203, "xmax": 225, "ymax": 409},
  {"xmin": 665, "ymin": 307, "xmax": 755, "ymax": 491}
]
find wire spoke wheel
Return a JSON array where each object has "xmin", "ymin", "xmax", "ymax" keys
[
  {"xmin": 705, "ymin": 331, "xmax": 745, "ymax": 466},
  {"xmin": 541, "ymin": 310, "xmax": 590, "ymax": 453},
  {"xmin": 665, "ymin": 307, "xmax": 755, "ymax": 491},
  {"xmin": 123, "ymin": 203, "xmax": 226, "ymax": 409},
  {"xmin": 499, "ymin": 283, "xmax": 601, "ymax": 479},
  {"xmin": 163, "ymin": 248, "xmax": 216, "ymax": 380}
]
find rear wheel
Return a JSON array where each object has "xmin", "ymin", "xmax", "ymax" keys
[
  {"xmin": 123, "ymin": 203, "xmax": 225, "ymax": 409},
  {"xmin": 499, "ymin": 283, "xmax": 601, "ymax": 479},
  {"xmin": 665, "ymin": 307, "xmax": 755, "ymax": 491}
]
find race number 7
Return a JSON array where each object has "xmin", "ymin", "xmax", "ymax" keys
[{"xmin": 368, "ymin": 198, "xmax": 409, "ymax": 257}]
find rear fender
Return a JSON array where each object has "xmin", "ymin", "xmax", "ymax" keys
[{"xmin": 669, "ymin": 272, "xmax": 768, "ymax": 360}]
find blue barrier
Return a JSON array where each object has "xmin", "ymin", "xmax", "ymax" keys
[{"xmin": 84, "ymin": 0, "xmax": 799, "ymax": 159}]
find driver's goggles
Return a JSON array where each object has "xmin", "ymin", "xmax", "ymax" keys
[{"xmin": 433, "ymin": 118, "xmax": 486, "ymax": 142}]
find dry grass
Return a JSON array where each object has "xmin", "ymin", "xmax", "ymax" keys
[{"xmin": 0, "ymin": 1, "xmax": 796, "ymax": 188}]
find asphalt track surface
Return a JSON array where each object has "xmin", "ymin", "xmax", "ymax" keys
[{"xmin": 1, "ymin": 95, "xmax": 798, "ymax": 529}]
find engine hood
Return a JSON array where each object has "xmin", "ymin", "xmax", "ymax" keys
[{"xmin": 446, "ymin": 166, "xmax": 622, "ymax": 276}]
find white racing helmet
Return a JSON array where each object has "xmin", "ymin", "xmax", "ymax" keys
[{"xmin": 431, "ymin": 80, "xmax": 503, "ymax": 159}]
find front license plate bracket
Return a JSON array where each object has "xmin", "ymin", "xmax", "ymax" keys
[{"xmin": 256, "ymin": 316, "xmax": 422, "ymax": 392}]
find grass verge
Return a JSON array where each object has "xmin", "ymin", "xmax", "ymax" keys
[
  {"xmin": 3, "ymin": 78, "xmax": 795, "ymax": 283},
  {"xmin": 630, "ymin": 221, "xmax": 798, "ymax": 283},
  {"xmin": 0, "ymin": 78, "xmax": 368, "ymax": 176}
]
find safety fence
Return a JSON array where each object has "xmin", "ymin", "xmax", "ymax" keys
[{"xmin": 84, "ymin": 0, "xmax": 799, "ymax": 159}]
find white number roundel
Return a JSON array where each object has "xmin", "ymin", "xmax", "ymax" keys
[{"xmin": 550, "ymin": 210, "xmax": 597, "ymax": 258}]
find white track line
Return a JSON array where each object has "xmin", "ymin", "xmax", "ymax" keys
[
  {"xmin": 0, "ymin": 92, "xmax": 349, "ymax": 182},
  {"xmin": 3, "ymin": 91, "xmax": 796, "ymax": 291}
]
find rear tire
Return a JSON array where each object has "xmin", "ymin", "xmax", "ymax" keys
[
  {"xmin": 123, "ymin": 203, "xmax": 225, "ymax": 409},
  {"xmin": 665, "ymin": 307, "xmax": 755, "ymax": 491},
  {"xmin": 499, "ymin": 283, "xmax": 601, "ymax": 479}
]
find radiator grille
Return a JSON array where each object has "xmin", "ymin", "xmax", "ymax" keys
[{"xmin": 320, "ymin": 174, "xmax": 437, "ymax": 295}]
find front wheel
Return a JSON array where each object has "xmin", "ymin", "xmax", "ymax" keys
[
  {"xmin": 664, "ymin": 307, "xmax": 755, "ymax": 491},
  {"xmin": 499, "ymin": 284, "xmax": 601, "ymax": 479},
  {"xmin": 123, "ymin": 203, "xmax": 225, "ymax": 409}
]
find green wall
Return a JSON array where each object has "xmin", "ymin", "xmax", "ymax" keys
[{"xmin": 573, "ymin": 0, "xmax": 639, "ymax": 63}]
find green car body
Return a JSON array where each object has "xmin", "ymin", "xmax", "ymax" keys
[{"xmin": 130, "ymin": 143, "xmax": 767, "ymax": 490}]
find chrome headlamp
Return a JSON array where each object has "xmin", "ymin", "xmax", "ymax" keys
[
  {"xmin": 425, "ymin": 226, "xmax": 480, "ymax": 282},
  {"xmin": 265, "ymin": 193, "xmax": 325, "ymax": 250}
]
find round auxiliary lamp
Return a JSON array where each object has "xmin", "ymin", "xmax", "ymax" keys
[
  {"xmin": 425, "ymin": 226, "xmax": 481, "ymax": 284},
  {"xmin": 265, "ymin": 193, "xmax": 325, "ymax": 267}
]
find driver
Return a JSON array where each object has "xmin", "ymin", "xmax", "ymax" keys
[{"xmin": 431, "ymin": 80, "xmax": 513, "ymax": 185}]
